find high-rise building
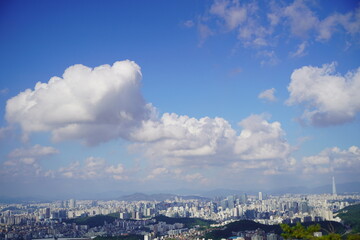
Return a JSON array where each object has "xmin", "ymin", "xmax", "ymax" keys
[
  {"xmin": 259, "ymin": 192, "xmax": 263, "ymax": 201},
  {"xmin": 221, "ymin": 199, "xmax": 228, "ymax": 210},
  {"xmin": 45, "ymin": 208, "xmax": 51, "ymax": 219},
  {"xmin": 227, "ymin": 195, "xmax": 235, "ymax": 209},
  {"xmin": 69, "ymin": 199, "xmax": 76, "ymax": 209},
  {"xmin": 332, "ymin": 176, "xmax": 337, "ymax": 196}
]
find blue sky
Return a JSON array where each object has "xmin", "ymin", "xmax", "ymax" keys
[{"xmin": 0, "ymin": 0, "xmax": 359, "ymax": 198}]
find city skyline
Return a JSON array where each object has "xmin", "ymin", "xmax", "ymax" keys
[
  {"xmin": 0, "ymin": 0, "xmax": 360, "ymax": 198},
  {"xmin": 3, "ymin": 192, "xmax": 358, "ymax": 238}
]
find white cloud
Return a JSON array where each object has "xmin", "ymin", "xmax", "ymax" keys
[
  {"xmin": 183, "ymin": 20, "xmax": 194, "ymax": 28},
  {"xmin": 180, "ymin": 172, "xmax": 208, "ymax": 184},
  {"xmin": 234, "ymin": 114, "xmax": 292, "ymax": 161},
  {"xmin": 131, "ymin": 113, "xmax": 294, "ymax": 176},
  {"xmin": 0, "ymin": 126, "xmax": 12, "ymax": 140},
  {"xmin": 4, "ymin": 144, "xmax": 59, "ymax": 168},
  {"xmin": 282, "ymin": 0, "xmax": 319, "ymax": 38},
  {"xmin": 210, "ymin": 0, "xmax": 247, "ymax": 31},
  {"xmin": 302, "ymin": 146, "xmax": 360, "ymax": 174},
  {"xmin": 2, "ymin": 149, "xmax": 128, "ymax": 181},
  {"xmin": 6, "ymin": 60, "xmax": 154, "ymax": 146},
  {"xmin": 146, "ymin": 167, "xmax": 169, "ymax": 180},
  {"xmin": 286, "ymin": 63, "xmax": 360, "ymax": 126},
  {"xmin": 237, "ymin": 19, "xmax": 269, "ymax": 47},
  {"xmin": 145, "ymin": 167, "xmax": 209, "ymax": 185},
  {"xmin": 280, "ymin": 1, "xmax": 360, "ymax": 41},
  {"xmin": 59, "ymin": 156, "xmax": 127, "ymax": 180},
  {"xmin": 267, "ymin": 12, "xmax": 280, "ymax": 27},
  {"xmin": 195, "ymin": 0, "xmax": 359, "ymax": 61},
  {"xmin": 317, "ymin": 7, "xmax": 360, "ymax": 41},
  {"xmin": 131, "ymin": 113, "xmax": 236, "ymax": 166},
  {"xmin": 258, "ymin": 50, "xmax": 279, "ymax": 66},
  {"xmin": 0, "ymin": 88, "xmax": 9, "ymax": 96},
  {"xmin": 198, "ymin": 0, "xmax": 272, "ymax": 48},
  {"xmin": 317, "ymin": 14, "xmax": 343, "ymax": 41},
  {"xmin": 1, "ymin": 163, "xmax": 43, "ymax": 177},
  {"xmin": 290, "ymin": 41, "xmax": 308, "ymax": 57},
  {"xmin": 3, "ymin": 60, "xmax": 296, "ymax": 182},
  {"xmin": 228, "ymin": 67, "xmax": 242, "ymax": 77},
  {"xmin": 19, "ymin": 157, "xmax": 36, "ymax": 165},
  {"xmin": 8, "ymin": 144, "xmax": 59, "ymax": 158},
  {"xmin": 106, "ymin": 164, "xmax": 125, "ymax": 175},
  {"xmin": 198, "ymin": 22, "xmax": 213, "ymax": 47},
  {"xmin": 1, "ymin": 144, "xmax": 59, "ymax": 179},
  {"xmin": 258, "ymin": 88, "xmax": 277, "ymax": 102}
]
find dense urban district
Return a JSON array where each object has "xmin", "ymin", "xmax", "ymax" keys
[{"xmin": 1, "ymin": 191, "xmax": 360, "ymax": 240}]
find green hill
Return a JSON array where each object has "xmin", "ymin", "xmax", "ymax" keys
[
  {"xmin": 205, "ymin": 220, "xmax": 345, "ymax": 240},
  {"xmin": 336, "ymin": 203, "xmax": 360, "ymax": 233},
  {"xmin": 205, "ymin": 220, "xmax": 282, "ymax": 240}
]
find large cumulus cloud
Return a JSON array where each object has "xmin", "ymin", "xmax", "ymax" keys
[
  {"xmin": 6, "ymin": 60, "xmax": 154, "ymax": 145},
  {"xmin": 5, "ymin": 60, "xmax": 295, "ymax": 182},
  {"xmin": 130, "ymin": 113, "xmax": 236, "ymax": 167},
  {"xmin": 131, "ymin": 113, "xmax": 294, "ymax": 175},
  {"xmin": 286, "ymin": 63, "xmax": 360, "ymax": 126},
  {"xmin": 234, "ymin": 114, "xmax": 292, "ymax": 161}
]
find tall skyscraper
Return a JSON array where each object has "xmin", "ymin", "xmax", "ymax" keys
[
  {"xmin": 258, "ymin": 192, "xmax": 263, "ymax": 201},
  {"xmin": 332, "ymin": 176, "xmax": 337, "ymax": 196},
  {"xmin": 45, "ymin": 208, "xmax": 51, "ymax": 219},
  {"xmin": 227, "ymin": 195, "xmax": 235, "ymax": 209},
  {"xmin": 69, "ymin": 199, "xmax": 76, "ymax": 209}
]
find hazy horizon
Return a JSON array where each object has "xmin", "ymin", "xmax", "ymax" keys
[{"xmin": 0, "ymin": 0, "xmax": 359, "ymax": 199}]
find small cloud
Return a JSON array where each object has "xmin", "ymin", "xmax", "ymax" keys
[
  {"xmin": 146, "ymin": 167, "xmax": 169, "ymax": 180},
  {"xmin": 106, "ymin": 164, "xmax": 125, "ymax": 175},
  {"xmin": 19, "ymin": 157, "xmax": 36, "ymax": 165},
  {"xmin": 258, "ymin": 88, "xmax": 277, "ymax": 102},
  {"xmin": 0, "ymin": 126, "xmax": 12, "ymax": 140},
  {"xmin": 228, "ymin": 67, "xmax": 242, "ymax": 77},
  {"xmin": 58, "ymin": 157, "xmax": 128, "ymax": 181},
  {"xmin": 258, "ymin": 50, "xmax": 279, "ymax": 66},
  {"xmin": 263, "ymin": 168, "xmax": 279, "ymax": 175},
  {"xmin": 0, "ymin": 88, "xmax": 9, "ymax": 96},
  {"xmin": 183, "ymin": 20, "xmax": 194, "ymax": 28},
  {"xmin": 198, "ymin": 22, "xmax": 213, "ymax": 47},
  {"xmin": 3, "ymin": 160, "xmax": 16, "ymax": 166},
  {"xmin": 282, "ymin": 0, "xmax": 319, "ymax": 38},
  {"xmin": 5, "ymin": 144, "xmax": 59, "ymax": 167},
  {"xmin": 209, "ymin": 0, "xmax": 247, "ymax": 31},
  {"xmin": 290, "ymin": 41, "xmax": 308, "ymax": 57},
  {"xmin": 8, "ymin": 144, "xmax": 59, "ymax": 159}
]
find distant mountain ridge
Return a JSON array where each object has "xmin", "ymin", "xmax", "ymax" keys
[
  {"xmin": 119, "ymin": 193, "xmax": 176, "ymax": 201},
  {"xmin": 118, "ymin": 193, "xmax": 209, "ymax": 201}
]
